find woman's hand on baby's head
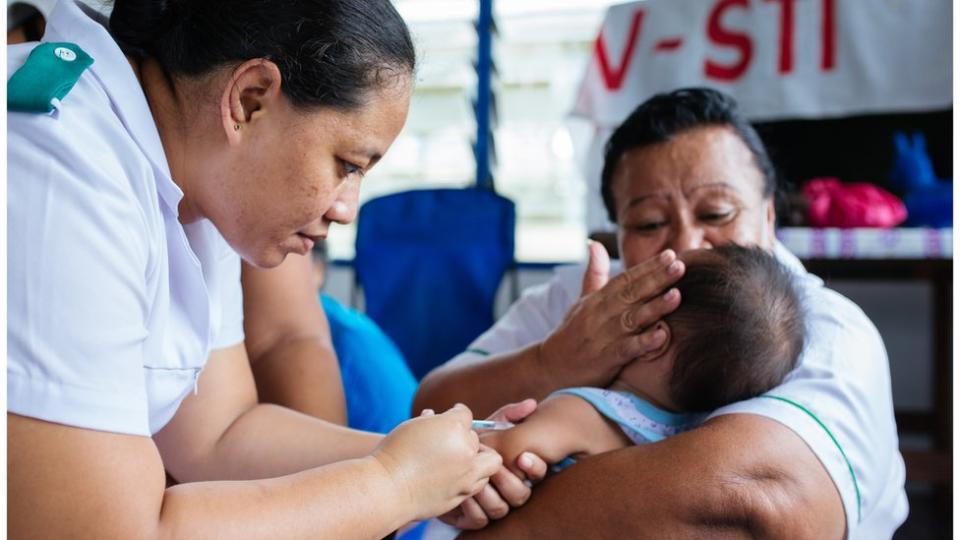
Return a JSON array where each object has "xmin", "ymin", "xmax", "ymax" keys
[
  {"xmin": 539, "ymin": 246, "xmax": 683, "ymax": 390},
  {"xmin": 372, "ymin": 404, "xmax": 502, "ymax": 522}
]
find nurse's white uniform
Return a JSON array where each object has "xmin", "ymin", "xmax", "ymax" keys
[
  {"xmin": 449, "ymin": 243, "xmax": 909, "ymax": 539},
  {"xmin": 8, "ymin": 0, "xmax": 244, "ymax": 437}
]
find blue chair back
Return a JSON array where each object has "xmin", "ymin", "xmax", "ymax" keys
[{"xmin": 354, "ymin": 188, "xmax": 516, "ymax": 379}]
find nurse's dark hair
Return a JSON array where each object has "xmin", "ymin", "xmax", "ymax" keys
[
  {"xmin": 663, "ymin": 244, "xmax": 805, "ymax": 412},
  {"xmin": 600, "ymin": 87, "xmax": 776, "ymax": 223},
  {"xmin": 109, "ymin": 0, "xmax": 415, "ymax": 110}
]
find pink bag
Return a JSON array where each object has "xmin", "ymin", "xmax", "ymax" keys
[{"xmin": 803, "ymin": 178, "xmax": 907, "ymax": 228}]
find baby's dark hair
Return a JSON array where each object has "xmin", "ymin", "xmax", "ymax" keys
[{"xmin": 664, "ymin": 245, "xmax": 804, "ymax": 412}]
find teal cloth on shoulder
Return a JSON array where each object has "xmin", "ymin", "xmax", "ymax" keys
[{"xmin": 8, "ymin": 42, "xmax": 94, "ymax": 113}]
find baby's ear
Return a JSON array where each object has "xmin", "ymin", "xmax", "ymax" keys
[{"xmin": 635, "ymin": 321, "xmax": 672, "ymax": 363}]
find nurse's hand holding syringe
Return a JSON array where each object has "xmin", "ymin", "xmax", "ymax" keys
[{"xmin": 371, "ymin": 403, "xmax": 503, "ymax": 522}]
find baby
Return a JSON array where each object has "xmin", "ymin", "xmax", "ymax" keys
[{"xmin": 482, "ymin": 244, "xmax": 806, "ymax": 475}]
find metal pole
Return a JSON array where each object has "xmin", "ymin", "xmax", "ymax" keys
[{"xmin": 475, "ymin": 0, "xmax": 494, "ymax": 190}]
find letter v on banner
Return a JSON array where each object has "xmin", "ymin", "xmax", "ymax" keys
[{"xmin": 594, "ymin": 8, "xmax": 645, "ymax": 91}]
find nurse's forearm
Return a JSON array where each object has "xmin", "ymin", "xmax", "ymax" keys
[
  {"xmin": 415, "ymin": 343, "xmax": 564, "ymax": 418},
  {"xmin": 155, "ymin": 344, "xmax": 383, "ymax": 483},
  {"xmin": 250, "ymin": 335, "xmax": 348, "ymax": 424},
  {"xmin": 158, "ymin": 457, "xmax": 411, "ymax": 540},
  {"xmin": 10, "ymin": 414, "xmax": 412, "ymax": 540},
  {"xmin": 164, "ymin": 403, "xmax": 383, "ymax": 482}
]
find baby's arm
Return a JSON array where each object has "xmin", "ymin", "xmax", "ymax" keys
[{"xmin": 481, "ymin": 393, "xmax": 632, "ymax": 477}]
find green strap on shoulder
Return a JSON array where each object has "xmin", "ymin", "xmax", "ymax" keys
[{"xmin": 8, "ymin": 42, "xmax": 94, "ymax": 114}]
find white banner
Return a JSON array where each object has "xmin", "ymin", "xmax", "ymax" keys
[
  {"xmin": 574, "ymin": 0, "xmax": 952, "ymax": 231},
  {"xmin": 575, "ymin": 0, "xmax": 952, "ymax": 125}
]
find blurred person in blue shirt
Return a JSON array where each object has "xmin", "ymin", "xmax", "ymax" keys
[{"xmin": 311, "ymin": 241, "xmax": 417, "ymax": 433}]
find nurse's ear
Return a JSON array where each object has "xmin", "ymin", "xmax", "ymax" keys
[{"xmin": 220, "ymin": 58, "xmax": 284, "ymax": 144}]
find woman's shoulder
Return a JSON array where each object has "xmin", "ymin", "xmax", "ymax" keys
[
  {"xmin": 9, "ymin": 50, "xmax": 165, "ymax": 235},
  {"xmin": 771, "ymin": 243, "xmax": 876, "ymax": 340},
  {"xmin": 10, "ymin": 55, "xmax": 145, "ymax": 185},
  {"xmin": 784, "ymin": 273, "xmax": 887, "ymax": 381},
  {"xmin": 11, "ymin": 0, "xmax": 168, "ymax": 214}
]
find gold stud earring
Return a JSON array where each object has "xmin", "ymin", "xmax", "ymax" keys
[{"xmin": 234, "ymin": 124, "xmax": 241, "ymax": 131}]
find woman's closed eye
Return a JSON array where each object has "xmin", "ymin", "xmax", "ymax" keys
[
  {"xmin": 631, "ymin": 221, "xmax": 666, "ymax": 232},
  {"xmin": 699, "ymin": 209, "xmax": 736, "ymax": 223}
]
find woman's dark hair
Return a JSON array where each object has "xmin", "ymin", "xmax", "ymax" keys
[
  {"xmin": 664, "ymin": 244, "xmax": 805, "ymax": 412},
  {"xmin": 600, "ymin": 87, "xmax": 776, "ymax": 223},
  {"xmin": 109, "ymin": 0, "xmax": 415, "ymax": 110}
]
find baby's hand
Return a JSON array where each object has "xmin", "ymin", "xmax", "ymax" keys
[
  {"xmin": 480, "ymin": 396, "xmax": 589, "ymax": 478},
  {"xmin": 479, "ymin": 429, "xmax": 537, "ymax": 479},
  {"xmin": 441, "ymin": 394, "xmax": 634, "ymax": 530},
  {"xmin": 440, "ymin": 410, "xmax": 572, "ymax": 530},
  {"xmin": 441, "ymin": 425, "xmax": 562, "ymax": 531},
  {"xmin": 437, "ymin": 400, "xmax": 549, "ymax": 530}
]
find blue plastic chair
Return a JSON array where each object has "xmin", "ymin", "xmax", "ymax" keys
[{"xmin": 353, "ymin": 188, "xmax": 516, "ymax": 380}]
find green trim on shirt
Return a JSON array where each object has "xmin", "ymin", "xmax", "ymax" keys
[{"xmin": 760, "ymin": 394, "xmax": 862, "ymax": 523}]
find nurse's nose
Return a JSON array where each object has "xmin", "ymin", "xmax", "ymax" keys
[
  {"xmin": 671, "ymin": 224, "xmax": 711, "ymax": 253},
  {"xmin": 325, "ymin": 180, "xmax": 360, "ymax": 225}
]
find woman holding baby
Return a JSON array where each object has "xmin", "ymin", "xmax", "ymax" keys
[{"xmin": 418, "ymin": 88, "xmax": 907, "ymax": 539}]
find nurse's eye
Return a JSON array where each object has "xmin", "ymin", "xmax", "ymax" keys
[{"xmin": 339, "ymin": 159, "xmax": 366, "ymax": 179}]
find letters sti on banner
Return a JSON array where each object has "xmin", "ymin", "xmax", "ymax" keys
[{"xmin": 575, "ymin": 0, "xmax": 951, "ymax": 125}]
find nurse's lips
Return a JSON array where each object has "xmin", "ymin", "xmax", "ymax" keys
[{"xmin": 293, "ymin": 232, "xmax": 324, "ymax": 254}]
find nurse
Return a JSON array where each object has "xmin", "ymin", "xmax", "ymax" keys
[{"xmin": 8, "ymin": 1, "xmax": 503, "ymax": 537}]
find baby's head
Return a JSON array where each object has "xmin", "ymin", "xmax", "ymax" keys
[{"xmin": 616, "ymin": 245, "xmax": 805, "ymax": 412}]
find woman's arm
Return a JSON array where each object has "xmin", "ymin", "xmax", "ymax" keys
[
  {"xmin": 10, "ymin": 405, "xmax": 500, "ymax": 539},
  {"xmin": 155, "ymin": 343, "xmax": 382, "ymax": 480},
  {"xmin": 9, "ymin": 414, "xmax": 407, "ymax": 539},
  {"xmin": 416, "ymin": 344, "xmax": 553, "ymax": 419},
  {"xmin": 416, "ymin": 245, "xmax": 684, "ymax": 418},
  {"xmin": 462, "ymin": 414, "xmax": 845, "ymax": 539},
  {"xmin": 242, "ymin": 254, "xmax": 347, "ymax": 424}
]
